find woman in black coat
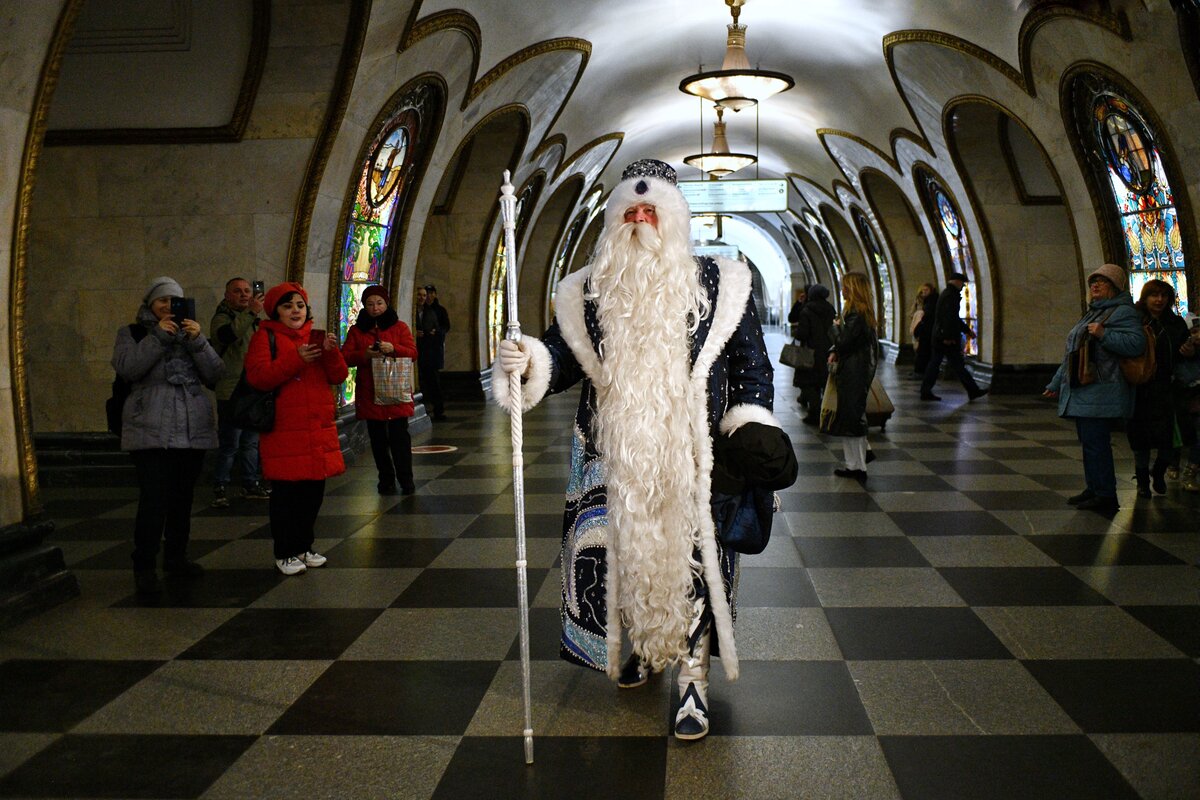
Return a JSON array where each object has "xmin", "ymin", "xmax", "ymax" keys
[
  {"xmin": 1125, "ymin": 279, "xmax": 1191, "ymax": 496},
  {"xmin": 792, "ymin": 284, "xmax": 837, "ymax": 424},
  {"xmin": 911, "ymin": 283, "xmax": 938, "ymax": 376},
  {"xmin": 825, "ymin": 272, "xmax": 878, "ymax": 481}
]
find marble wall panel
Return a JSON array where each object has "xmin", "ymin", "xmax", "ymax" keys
[
  {"xmin": 259, "ymin": 43, "xmax": 343, "ymax": 96},
  {"xmin": 0, "ymin": 4, "xmax": 64, "ymax": 110},
  {"xmin": 31, "ymin": 353, "xmax": 128, "ymax": 432},
  {"xmin": 27, "ymin": 215, "xmax": 146, "ymax": 290},
  {"xmin": 27, "ymin": 147, "xmax": 101, "ymax": 221},
  {"xmin": 0, "ymin": 106, "xmax": 27, "ymax": 238},
  {"xmin": 141, "ymin": 214, "xmax": 256, "ymax": 279},
  {"xmin": 252, "ymin": 213, "xmax": 293, "ymax": 282},
  {"xmin": 244, "ymin": 93, "xmax": 328, "ymax": 139},
  {"xmin": 271, "ymin": 1, "xmax": 349, "ymax": 48}
]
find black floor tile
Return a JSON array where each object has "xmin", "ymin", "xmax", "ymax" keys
[
  {"xmin": 0, "ymin": 734, "xmax": 256, "ymax": 799},
  {"xmin": 861, "ymin": 448, "xmax": 914, "ymax": 462},
  {"xmin": 705, "ymin": 660, "xmax": 873, "ymax": 736},
  {"xmin": 962, "ymin": 490, "xmax": 1075, "ymax": 510},
  {"xmin": 194, "ymin": 501, "xmax": 275, "ymax": 518},
  {"xmin": 0, "ymin": 660, "xmax": 163, "ymax": 732},
  {"xmin": 73, "ymin": 539, "xmax": 226, "ymax": 570},
  {"xmin": 323, "ymin": 536, "xmax": 452, "ymax": 567},
  {"xmin": 1024, "ymin": 659, "xmax": 1200, "ymax": 732},
  {"xmin": 1123, "ymin": 605, "xmax": 1200, "ymax": 657},
  {"xmin": 383, "ymin": 494, "xmax": 500, "ymax": 514},
  {"xmin": 47, "ymin": 518, "xmax": 132, "ymax": 541},
  {"xmin": 937, "ymin": 567, "xmax": 1112, "ymax": 606},
  {"xmin": 40, "ymin": 498, "xmax": 133, "ymax": 517},
  {"xmin": 795, "ymin": 536, "xmax": 929, "ymax": 568},
  {"xmin": 888, "ymin": 511, "xmax": 1016, "ymax": 537},
  {"xmin": 976, "ymin": 446, "xmax": 1068, "ymax": 460},
  {"xmin": 179, "ymin": 608, "xmax": 382, "ymax": 660},
  {"xmin": 440, "ymin": 464, "xmax": 518, "ymax": 479},
  {"xmin": 506, "ymin": 606, "xmax": 564, "ymax": 661},
  {"xmin": 1121, "ymin": 506, "xmax": 1200, "ymax": 532},
  {"xmin": 878, "ymin": 735, "xmax": 1140, "ymax": 800},
  {"xmin": 736, "ymin": 568, "xmax": 821, "ymax": 607},
  {"xmin": 778, "ymin": 493, "xmax": 881, "ymax": 512},
  {"xmin": 433, "ymin": 737, "xmax": 666, "ymax": 800},
  {"xmin": 460, "ymin": 514, "xmax": 564, "ymax": 538},
  {"xmin": 520, "ymin": 478, "xmax": 566, "ymax": 494},
  {"xmin": 1027, "ymin": 534, "xmax": 1184, "ymax": 566},
  {"xmin": 919, "ymin": 460, "xmax": 1017, "ymax": 475},
  {"xmin": 858, "ymin": 474, "xmax": 956, "ymax": 492},
  {"xmin": 824, "ymin": 607, "xmax": 1012, "ymax": 660},
  {"xmin": 269, "ymin": 660, "xmax": 499, "ymax": 736},
  {"xmin": 111, "ymin": 568, "xmax": 285, "ymax": 608},
  {"xmin": 1029, "ymin": 473, "xmax": 1088, "ymax": 490},
  {"xmin": 392, "ymin": 568, "xmax": 550, "ymax": 608}
]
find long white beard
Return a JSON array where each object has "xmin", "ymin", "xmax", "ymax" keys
[{"xmin": 590, "ymin": 221, "xmax": 707, "ymax": 671}]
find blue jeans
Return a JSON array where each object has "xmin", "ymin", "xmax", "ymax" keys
[
  {"xmin": 1075, "ymin": 417, "xmax": 1118, "ymax": 498},
  {"xmin": 214, "ymin": 400, "xmax": 260, "ymax": 487}
]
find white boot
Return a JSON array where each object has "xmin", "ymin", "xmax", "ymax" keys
[{"xmin": 674, "ymin": 629, "xmax": 711, "ymax": 740}]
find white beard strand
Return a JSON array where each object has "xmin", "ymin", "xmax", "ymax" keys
[{"xmin": 590, "ymin": 221, "xmax": 707, "ymax": 671}]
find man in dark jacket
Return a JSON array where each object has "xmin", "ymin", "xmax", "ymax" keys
[
  {"xmin": 415, "ymin": 283, "xmax": 449, "ymax": 420},
  {"xmin": 919, "ymin": 272, "xmax": 988, "ymax": 402},
  {"xmin": 792, "ymin": 283, "xmax": 836, "ymax": 424}
]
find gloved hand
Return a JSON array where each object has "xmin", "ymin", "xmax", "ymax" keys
[{"xmin": 498, "ymin": 338, "xmax": 531, "ymax": 377}]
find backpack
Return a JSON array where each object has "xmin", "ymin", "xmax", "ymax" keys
[{"xmin": 106, "ymin": 324, "xmax": 148, "ymax": 436}]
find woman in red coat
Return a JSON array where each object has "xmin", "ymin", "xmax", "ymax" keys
[
  {"xmin": 341, "ymin": 285, "xmax": 419, "ymax": 494},
  {"xmin": 245, "ymin": 282, "xmax": 349, "ymax": 576}
]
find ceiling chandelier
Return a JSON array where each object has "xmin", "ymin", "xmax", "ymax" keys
[
  {"xmin": 683, "ymin": 105, "xmax": 757, "ymax": 177},
  {"xmin": 679, "ymin": 0, "xmax": 795, "ymax": 112}
]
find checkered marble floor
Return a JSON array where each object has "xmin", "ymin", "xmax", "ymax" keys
[{"xmin": 2, "ymin": 333, "xmax": 1198, "ymax": 799}]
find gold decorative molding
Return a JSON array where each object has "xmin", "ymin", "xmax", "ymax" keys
[
  {"xmin": 465, "ymin": 37, "xmax": 591, "ymax": 111},
  {"xmin": 552, "ymin": 132, "xmax": 623, "ymax": 184},
  {"xmin": 399, "ymin": 8, "xmax": 482, "ymax": 101},
  {"xmin": 12, "ymin": 0, "xmax": 85, "ymax": 517},
  {"xmin": 529, "ymin": 133, "xmax": 567, "ymax": 166},
  {"xmin": 286, "ymin": 0, "xmax": 373, "ymax": 281},
  {"xmin": 44, "ymin": 0, "xmax": 270, "ymax": 146}
]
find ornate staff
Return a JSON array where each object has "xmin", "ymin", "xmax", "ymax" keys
[{"xmin": 498, "ymin": 170, "xmax": 534, "ymax": 765}]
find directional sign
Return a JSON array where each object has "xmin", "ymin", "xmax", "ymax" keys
[{"xmin": 679, "ymin": 179, "xmax": 788, "ymax": 213}]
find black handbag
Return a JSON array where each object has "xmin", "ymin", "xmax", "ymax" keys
[
  {"xmin": 779, "ymin": 340, "xmax": 815, "ymax": 370},
  {"xmin": 712, "ymin": 486, "xmax": 780, "ymax": 555},
  {"xmin": 228, "ymin": 330, "xmax": 276, "ymax": 432}
]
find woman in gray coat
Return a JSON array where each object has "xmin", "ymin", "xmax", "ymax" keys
[
  {"xmin": 1044, "ymin": 264, "xmax": 1145, "ymax": 516},
  {"xmin": 112, "ymin": 276, "xmax": 223, "ymax": 596}
]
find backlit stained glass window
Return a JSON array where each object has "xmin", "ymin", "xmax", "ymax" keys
[
  {"xmin": 334, "ymin": 82, "xmax": 438, "ymax": 405},
  {"xmin": 791, "ymin": 225, "xmax": 816, "ymax": 286},
  {"xmin": 917, "ymin": 168, "xmax": 979, "ymax": 356},
  {"xmin": 1092, "ymin": 92, "xmax": 1189, "ymax": 313},
  {"xmin": 852, "ymin": 207, "xmax": 894, "ymax": 340}
]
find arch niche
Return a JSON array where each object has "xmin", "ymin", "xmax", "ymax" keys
[
  {"xmin": 517, "ymin": 176, "xmax": 583, "ymax": 332},
  {"xmin": 945, "ymin": 98, "xmax": 1080, "ymax": 366}
]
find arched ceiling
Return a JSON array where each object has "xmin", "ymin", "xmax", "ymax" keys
[{"xmin": 418, "ymin": 0, "xmax": 1036, "ymax": 190}]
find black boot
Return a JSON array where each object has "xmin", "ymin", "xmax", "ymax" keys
[
  {"xmin": 1150, "ymin": 462, "xmax": 1168, "ymax": 495},
  {"xmin": 616, "ymin": 653, "xmax": 653, "ymax": 689},
  {"xmin": 1135, "ymin": 468, "xmax": 1151, "ymax": 498}
]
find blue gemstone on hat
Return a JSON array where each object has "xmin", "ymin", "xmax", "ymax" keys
[{"xmin": 635, "ymin": 180, "xmax": 648, "ymax": 195}]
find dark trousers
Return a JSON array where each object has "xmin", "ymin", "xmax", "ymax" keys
[
  {"xmin": 130, "ymin": 449, "xmax": 205, "ymax": 571},
  {"xmin": 920, "ymin": 341, "xmax": 981, "ymax": 397},
  {"xmin": 1076, "ymin": 417, "xmax": 1118, "ymax": 498},
  {"xmin": 214, "ymin": 400, "xmax": 260, "ymax": 487},
  {"xmin": 367, "ymin": 418, "xmax": 413, "ymax": 490},
  {"xmin": 419, "ymin": 360, "xmax": 444, "ymax": 416},
  {"xmin": 268, "ymin": 480, "xmax": 325, "ymax": 560}
]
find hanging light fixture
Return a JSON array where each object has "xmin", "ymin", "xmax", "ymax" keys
[
  {"xmin": 684, "ymin": 105, "xmax": 757, "ymax": 178},
  {"xmin": 679, "ymin": 0, "xmax": 794, "ymax": 111}
]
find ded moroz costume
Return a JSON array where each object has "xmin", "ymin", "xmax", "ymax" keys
[{"xmin": 492, "ymin": 159, "xmax": 781, "ymax": 740}]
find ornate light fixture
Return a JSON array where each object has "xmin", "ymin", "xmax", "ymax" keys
[
  {"xmin": 679, "ymin": 0, "xmax": 794, "ymax": 111},
  {"xmin": 683, "ymin": 105, "xmax": 757, "ymax": 177}
]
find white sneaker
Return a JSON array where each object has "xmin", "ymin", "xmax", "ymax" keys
[
  {"xmin": 275, "ymin": 556, "xmax": 307, "ymax": 576},
  {"xmin": 302, "ymin": 551, "xmax": 327, "ymax": 568}
]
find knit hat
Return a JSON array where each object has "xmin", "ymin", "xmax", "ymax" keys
[
  {"xmin": 143, "ymin": 276, "xmax": 184, "ymax": 305},
  {"xmin": 806, "ymin": 284, "xmax": 830, "ymax": 301},
  {"xmin": 361, "ymin": 285, "xmax": 390, "ymax": 306},
  {"xmin": 1086, "ymin": 263, "xmax": 1127, "ymax": 292},
  {"xmin": 263, "ymin": 282, "xmax": 309, "ymax": 318}
]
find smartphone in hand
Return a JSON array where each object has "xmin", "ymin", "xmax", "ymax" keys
[
  {"xmin": 170, "ymin": 297, "xmax": 196, "ymax": 325},
  {"xmin": 308, "ymin": 328, "xmax": 326, "ymax": 349},
  {"xmin": 252, "ymin": 280, "xmax": 265, "ymax": 296}
]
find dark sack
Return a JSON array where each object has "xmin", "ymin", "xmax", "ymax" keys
[
  {"xmin": 779, "ymin": 340, "xmax": 815, "ymax": 371},
  {"xmin": 712, "ymin": 486, "xmax": 780, "ymax": 555},
  {"xmin": 228, "ymin": 330, "xmax": 277, "ymax": 432},
  {"xmin": 106, "ymin": 324, "xmax": 148, "ymax": 436}
]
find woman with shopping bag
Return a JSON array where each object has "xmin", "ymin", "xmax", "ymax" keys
[
  {"xmin": 822, "ymin": 272, "xmax": 879, "ymax": 481},
  {"xmin": 341, "ymin": 285, "xmax": 419, "ymax": 495}
]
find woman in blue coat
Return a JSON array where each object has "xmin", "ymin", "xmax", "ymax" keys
[{"xmin": 1044, "ymin": 264, "xmax": 1146, "ymax": 515}]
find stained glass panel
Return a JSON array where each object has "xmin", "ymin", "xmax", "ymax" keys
[
  {"xmin": 487, "ymin": 240, "xmax": 507, "ymax": 363},
  {"xmin": 338, "ymin": 283, "xmax": 366, "ymax": 405},
  {"xmin": 919, "ymin": 172, "xmax": 979, "ymax": 356},
  {"xmin": 547, "ymin": 212, "xmax": 586, "ymax": 318}
]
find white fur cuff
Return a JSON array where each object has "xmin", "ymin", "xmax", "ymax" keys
[
  {"xmin": 719, "ymin": 403, "xmax": 781, "ymax": 436},
  {"xmin": 490, "ymin": 334, "xmax": 552, "ymax": 413}
]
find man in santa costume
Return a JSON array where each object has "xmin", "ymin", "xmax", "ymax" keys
[{"xmin": 493, "ymin": 158, "xmax": 779, "ymax": 740}]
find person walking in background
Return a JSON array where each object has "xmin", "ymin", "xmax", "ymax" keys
[
  {"xmin": 342, "ymin": 285, "xmax": 419, "ymax": 496},
  {"xmin": 792, "ymin": 283, "xmax": 836, "ymax": 425},
  {"xmin": 825, "ymin": 272, "xmax": 878, "ymax": 482},
  {"xmin": 245, "ymin": 282, "xmax": 348, "ymax": 576},
  {"xmin": 786, "ymin": 287, "xmax": 806, "ymax": 338},
  {"xmin": 1044, "ymin": 264, "xmax": 1146, "ymax": 516},
  {"xmin": 112, "ymin": 276, "xmax": 223, "ymax": 597},
  {"xmin": 415, "ymin": 283, "xmax": 449, "ymax": 420},
  {"xmin": 920, "ymin": 272, "xmax": 987, "ymax": 401},
  {"xmin": 209, "ymin": 277, "xmax": 269, "ymax": 507},
  {"xmin": 1125, "ymin": 279, "xmax": 1190, "ymax": 497},
  {"xmin": 910, "ymin": 282, "xmax": 937, "ymax": 377}
]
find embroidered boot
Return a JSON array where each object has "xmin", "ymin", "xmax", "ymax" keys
[{"xmin": 674, "ymin": 630, "xmax": 711, "ymax": 741}]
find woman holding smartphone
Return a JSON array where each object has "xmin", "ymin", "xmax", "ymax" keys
[
  {"xmin": 245, "ymin": 282, "xmax": 348, "ymax": 576},
  {"xmin": 112, "ymin": 276, "xmax": 223, "ymax": 596},
  {"xmin": 341, "ymin": 285, "xmax": 419, "ymax": 495}
]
